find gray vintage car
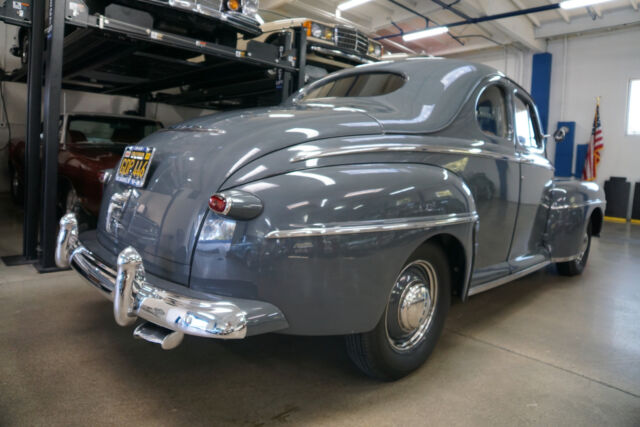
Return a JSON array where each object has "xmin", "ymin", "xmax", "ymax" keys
[{"xmin": 56, "ymin": 57, "xmax": 605, "ymax": 380}]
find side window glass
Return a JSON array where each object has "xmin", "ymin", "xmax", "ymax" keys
[
  {"xmin": 514, "ymin": 96, "xmax": 540, "ymax": 149},
  {"xmin": 476, "ymin": 85, "xmax": 508, "ymax": 139}
]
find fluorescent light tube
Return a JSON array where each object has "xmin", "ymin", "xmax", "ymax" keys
[
  {"xmin": 337, "ymin": 0, "xmax": 372, "ymax": 11},
  {"xmin": 403, "ymin": 26, "xmax": 449, "ymax": 41},
  {"xmin": 559, "ymin": 0, "xmax": 613, "ymax": 9}
]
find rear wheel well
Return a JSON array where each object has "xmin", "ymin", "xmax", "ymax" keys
[
  {"xmin": 425, "ymin": 234, "xmax": 467, "ymax": 300},
  {"xmin": 590, "ymin": 208, "xmax": 603, "ymax": 237}
]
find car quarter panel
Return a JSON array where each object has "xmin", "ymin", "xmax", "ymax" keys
[
  {"xmin": 225, "ymin": 131, "xmax": 519, "ymax": 281},
  {"xmin": 191, "ymin": 163, "xmax": 476, "ymax": 335},
  {"xmin": 545, "ymin": 179, "xmax": 605, "ymax": 261}
]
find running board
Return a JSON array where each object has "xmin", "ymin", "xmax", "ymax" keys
[{"xmin": 467, "ymin": 261, "xmax": 551, "ymax": 296}]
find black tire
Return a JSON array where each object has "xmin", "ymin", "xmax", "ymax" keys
[
  {"xmin": 345, "ymin": 242, "xmax": 451, "ymax": 381},
  {"xmin": 9, "ymin": 165, "xmax": 24, "ymax": 206},
  {"xmin": 557, "ymin": 220, "xmax": 592, "ymax": 276}
]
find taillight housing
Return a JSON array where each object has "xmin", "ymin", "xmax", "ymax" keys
[{"xmin": 208, "ymin": 190, "xmax": 263, "ymax": 220}]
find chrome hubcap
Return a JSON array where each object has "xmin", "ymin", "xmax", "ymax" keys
[
  {"xmin": 386, "ymin": 260, "xmax": 438, "ymax": 352},
  {"xmin": 576, "ymin": 230, "xmax": 589, "ymax": 264}
]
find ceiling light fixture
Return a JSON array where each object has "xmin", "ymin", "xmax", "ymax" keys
[
  {"xmin": 337, "ymin": 0, "xmax": 372, "ymax": 11},
  {"xmin": 559, "ymin": 0, "xmax": 614, "ymax": 9},
  {"xmin": 402, "ymin": 26, "xmax": 449, "ymax": 41}
]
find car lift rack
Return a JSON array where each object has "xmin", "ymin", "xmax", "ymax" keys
[{"xmin": 1, "ymin": 0, "xmax": 307, "ymax": 271}]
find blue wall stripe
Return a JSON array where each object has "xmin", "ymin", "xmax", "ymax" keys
[
  {"xmin": 554, "ymin": 121, "xmax": 576, "ymax": 177},
  {"xmin": 530, "ymin": 52, "xmax": 552, "ymax": 133}
]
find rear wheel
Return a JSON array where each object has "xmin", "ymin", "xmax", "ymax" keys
[
  {"xmin": 557, "ymin": 221, "xmax": 592, "ymax": 276},
  {"xmin": 345, "ymin": 242, "xmax": 451, "ymax": 380}
]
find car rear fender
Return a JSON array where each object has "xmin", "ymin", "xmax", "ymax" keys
[
  {"xmin": 545, "ymin": 179, "xmax": 606, "ymax": 261},
  {"xmin": 191, "ymin": 162, "xmax": 478, "ymax": 335}
]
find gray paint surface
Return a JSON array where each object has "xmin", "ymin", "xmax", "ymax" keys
[{"xmin": 92, "ymin": 58, "xmax": 604, "ymax": 336}]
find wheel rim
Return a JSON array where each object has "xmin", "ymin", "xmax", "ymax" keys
[
  {"xmin": 385, "ymin": 260, "xmax": 438, "ymax": 352},
  {"xmin": 575, "ymin": 230, "xmax": 589, "ymax": 264}
]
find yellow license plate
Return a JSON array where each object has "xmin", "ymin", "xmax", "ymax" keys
[{"xmin": 115, "ymin": 146, "xmax": 155, "ymax": 187}]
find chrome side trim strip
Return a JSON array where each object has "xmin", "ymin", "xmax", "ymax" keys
[
  {"xmin": 265, "ymin": 212, "xmax": 478, "ymax": 239},
  {"xmin": 550, "ymin": 199, "xmax": 605, "ymax": 210},
  {"xmin": 551, "ymin": 255, "xmax": 578, "ymax": 263},
  {"xmin": 467, "ymin": 260, "xmax": 550, "ymax": 296},
  {"xmin": 290, "ymin": 143, "xmax": 520, "ymax": 163}
]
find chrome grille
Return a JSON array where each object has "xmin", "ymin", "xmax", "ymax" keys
[{"xmin": 335, "ymin": 27, "xmax": 370, "ymax": 55}]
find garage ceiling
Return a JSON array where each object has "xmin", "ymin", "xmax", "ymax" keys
[{"xmin": 261, "ymin": 0, "xmax": 640, "ymax": 55}]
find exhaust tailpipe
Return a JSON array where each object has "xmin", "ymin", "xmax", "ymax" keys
[{"xmin": 133, "ymin": 322, "xmax": 184, "ymax": 350}]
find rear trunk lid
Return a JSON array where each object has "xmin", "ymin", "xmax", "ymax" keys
[{"xmin": 96, "ymin": 106, "xmax": 381, "ymax": 285}]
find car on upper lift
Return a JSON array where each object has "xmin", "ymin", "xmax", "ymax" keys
[
  {"xmin": 10, "ymin": 0, "xmax": 262, "ymax": 64},
  {"xmin": 8, "ymin": 113, "xmax": 162, "ymax": 225},
  {"xmin": 55, "ymin": 58, "xmax": 605, "ymax": 380},
  {"xmin": 238, "ymin": 18, "xmax": 384, "ymax": 84}
]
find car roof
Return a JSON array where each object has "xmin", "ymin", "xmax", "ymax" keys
[{"xmin": 291, "ymin": 57, "xmax": 507, "ymax": 134}]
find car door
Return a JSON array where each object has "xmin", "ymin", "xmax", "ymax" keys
[
  {"xmin": 466, "ymin": 80, "xmax": 522, "ymax": 285},
  {"xmin": 508, "ymin": 87, "xmax": 554, "ymax": 271}
]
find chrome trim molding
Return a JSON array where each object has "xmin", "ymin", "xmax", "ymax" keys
[
  {"xmin": 467, "ymin": 260, "xmax": 550, "ymax": 296},
  {"xmin": 265, "ymin": 212, "xmax": 479, "ymax": 239},
  {"xmin": 550, "ymin": 199, "xmax": 605, "ymax": 210},
  {"xmin": 551, "ymin": 255, "xmax": 578, "ymax": 263},
  {"xmin": 290, "ymin": 143, "xmax": 521, "ymax": 163},
  {"xmin": 309, "ymin": 45, "xmax": 374, "ymax": 64},
  {"xmin": 164, "ymin": 126, "xmax": 226, "ymax": 134},
  {"xmin": 55, "ymin": 215, "xmax": 288, "ymax": 344},
  {"xmin": 55, "ymin": 213, "xmax": 79, "ymax": 268}
]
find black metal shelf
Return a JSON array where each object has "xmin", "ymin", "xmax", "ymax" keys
[
  {"xmin": 3, "ymin": 0, "xmax": 307, "ymax": 271},
  {"xmin": 9, "ymin": 1, "xmax": 300, "ymax": 108}
]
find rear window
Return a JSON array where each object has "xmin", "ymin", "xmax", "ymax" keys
[{"xmin": 300, "ymin": 73, "xmax": 405, "ymax": 101}]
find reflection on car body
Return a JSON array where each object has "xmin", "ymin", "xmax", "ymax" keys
[{"xmin": 55, "ymin": 58, "xmax": 605, "ymax": 380}]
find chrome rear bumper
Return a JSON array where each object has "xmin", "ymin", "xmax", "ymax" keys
[{"xmin": 55, "ymin": 214, "xmax": 287, "ymax": 344}]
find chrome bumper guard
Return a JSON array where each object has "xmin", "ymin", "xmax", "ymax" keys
[{"xmin": 56, "ymin": 214, "xmax": 259, "ymax": 344}]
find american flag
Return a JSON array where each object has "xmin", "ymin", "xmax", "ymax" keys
[{"xmin": 582, "ymin": 100, "xmax": 603, "ymax": 181}]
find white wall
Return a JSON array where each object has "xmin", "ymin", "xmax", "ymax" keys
[
  {"xmin": 450, "ymin": 25, "xmax": 640, "ymax": 189},
  {"xmin": 448, "ymin": 45, "xmax": 533, "ymax": 95},
  {"xmin": 546, "ymin": 26, "xmax": 640, "ymax": 187}
]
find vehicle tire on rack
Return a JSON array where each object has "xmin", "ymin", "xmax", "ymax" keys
[
  {"xmin": 557, "ymin": 220, "xmax": 592, "ymax": 276},
  {"xmin": 345, "ymin": 241, "xmax": 451, "ymax": 380}
]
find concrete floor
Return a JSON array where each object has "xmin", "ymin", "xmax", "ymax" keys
[{"xmin": 1, "ymin": 194, "xmax": 639, "ymax": 426}]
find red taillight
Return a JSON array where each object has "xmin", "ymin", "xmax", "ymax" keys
[
  {"xmin": 209, "ymin": 194, "xmax": 227, "ymax": 214},
  {"xmin": 206, "ymin": 190, "xmax": 263, "ymax": 219}
]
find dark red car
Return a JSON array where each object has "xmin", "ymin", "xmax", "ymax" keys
[{"xmin": 8, "ymin": 113, "xmax": 162, "ymax": 219}]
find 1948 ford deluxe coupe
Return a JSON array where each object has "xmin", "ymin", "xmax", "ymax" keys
[{"xmin": 56, "ymin": 58, "xmax": 605, "ymax": 380}]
